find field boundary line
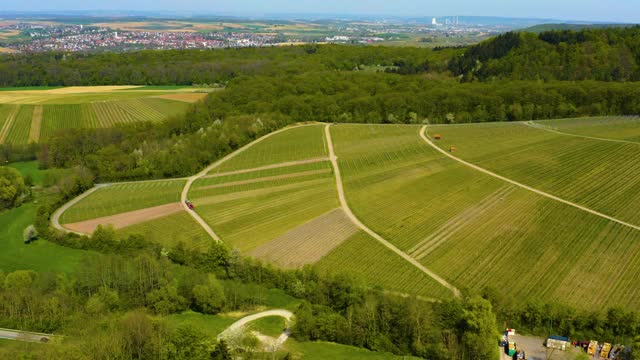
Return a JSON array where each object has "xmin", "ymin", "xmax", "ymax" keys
[
  {"xmin": 181, "ymin": 122, "xmax": 324, "ymax": 242},
  {"xmin": 202, "ymin": 157, "xmax": 330, "ymax": 178},
  {"xmin": 51, "ymin": 186, "xmax": 101, "ymax": 236},
  {"xmin": 523, "ymin": 121, "xmax": 640, "ymax": 145},
  {"xmin": 421, "ymin": 125, "xmax": 640, "ymax": 232},
  {"xmin": 324, "ymin": 124, "xmax": 461, "ymax": 298},
  {"xmin": 0, "ymin": 105, "xmax": 20, "ymax": 143},
  {"xmin": 196, "ymin": 169, "xmax": 331, "ymax": 190}
]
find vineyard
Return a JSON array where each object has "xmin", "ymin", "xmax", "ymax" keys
[
  {"xmin": 52, "ymin": 117, "xmax": 640, "ymax": 309},
  {"xmin": 0, "ymin": 86, "xmax": 204, "ymax": 145},
  {"xmin": 430, "ymin": 121, "xmax": 640, "ymax": 225},
  {"xmin": 60, "ymin": 179, "xmax": 186, "ymax": 224},
  {"xmin": 210, "ymin": 124, "xmax": 328, "ymax": 174},
  {"xmin": 533, "ymin": 116, "xmax": 640, "ymax": 142}
]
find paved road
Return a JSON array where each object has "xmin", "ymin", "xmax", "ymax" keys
[
  {"xmin": 180, "ymin": 123, "xmax": 323, "ymax": 242},
  {"xmin": 324, "ymin": 124, "xmax": 461, "ymax": 298},
  {"xmin": 0, "ymin": 328, "xmax": 56, "ymax": 343},
  {"xmin": 420, "ymin": 126, "xmax": 640, "ymax": 233},
  {"xmin": 524, "ymin": 121, "xmax": 640, "ymax": 145},
  {"xmin": 218, "ymin": 309, "xmax": 294, "ymax": 352}
]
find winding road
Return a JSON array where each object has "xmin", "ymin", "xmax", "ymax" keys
[
  {"xmin": 180, "ymin": 123, "xmax": 322, "ymax": 242},
  {"xmin": 218, "ymin": 309, "xmax": 294, "ymax": 352},
  {"xmin": 0, "ymin": 328, "xmax": 57, "ymax": 343},
  {"xmin": 324, "ymin": 124, "xmax": 461, "ymax": 297},
  {"xmin": 420, "ymin": 125, "xmax": 640, "ymax": 232}
]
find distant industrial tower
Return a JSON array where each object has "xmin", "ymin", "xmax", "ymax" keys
[{"xmin": 431, "ymin": 17, "xmax": 438, "ymax": 25}]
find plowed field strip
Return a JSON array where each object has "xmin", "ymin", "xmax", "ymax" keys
[
  {"xmin": 28, "ymin": 105, "xmax": 42, "ymax": 143},
  {"xmin": 0, "ymin": 105, "xmax": 19, "ymax": 143},
  {"xmin": 63, "ymin": 202, "xmax": 184, "ymax": 234}
]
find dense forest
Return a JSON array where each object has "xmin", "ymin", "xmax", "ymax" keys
[{"xmin": 449, "ymin": 26, "xmax": 640, "ymax": 81}]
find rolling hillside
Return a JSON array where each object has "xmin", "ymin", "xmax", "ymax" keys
[
  {"xmin": 54, "ymin": 117, "xmax": 640, "ymax": 310},
  {"xmin": 0, "ymin": 86, "xmax": 209, "ymax": 145}
]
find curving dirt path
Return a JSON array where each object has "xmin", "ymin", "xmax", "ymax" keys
[
  {"xmin": 523, "ymin": 121, "xmax": 640, "ymax": 145},
  {"xmin": 0, "ymin": 327, "xmax": 58, "ymax": 343},
  {"xmin": 218, "ymin": 309, "xmax": 294, "ymax": 352},
  {"xmin": 420, "ymin": 125, "xmax": 640, "ymax": 232},
  {"xmin": 324, "ymin": 124, "xmax": 461, "ymax": 298},
  {"xmin": 51, "ymin": 186, "xmax": 101, "ymax": 235},
  {"xmin": 181, "ymin": 123, "xmax": 323, "ymax": 242}
]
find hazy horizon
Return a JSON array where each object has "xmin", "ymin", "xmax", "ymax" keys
[{"xmin": 4, "ymin": 0, "xmax": 640, "ymax": 23}]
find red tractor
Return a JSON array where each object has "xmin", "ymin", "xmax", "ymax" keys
[{"xmin": 185, "ymin": 200, "xmax": 195, "ymax": 210}]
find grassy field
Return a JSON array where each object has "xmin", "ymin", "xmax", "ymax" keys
[
  {"xmin": 285, "ymin": 339, "xmax": 421, "ymax": 360},
  {"xmin": 248, "ymin": 316, "xmax": 287, "ymax": 337},
  {"xmin": 211, "ymin": 124, "xmax": 328, "ymax": 173},
  {"xmin": 60, "ymin": 179, "xmax": 186, "ymax": 224},
  {"xmin": 430, "ymin": 120, "xmax": 640, "ymax": 225},
  {"xmin": 0, "ymin": 86, "xmax": 206, "ymax": 145}
]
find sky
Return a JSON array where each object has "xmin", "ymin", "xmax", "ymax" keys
[{"xmin": 5, "ymin": 0, "xmax": 640, "ymax": 23}]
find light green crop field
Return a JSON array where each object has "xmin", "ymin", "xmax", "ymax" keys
[
  {"xmin": 191, "ymin": 168, "xmax": 339, "ymax": 252},
  {"xmin": 60, "ymin": 179, "xmax": 186, "ymax": 224},
  {"xmin": 534, "ymin": 116, "xmax": 640, "ymax": 142},
  {"xmin": 329, "ymin": 122, "xmax": 640, "ymax": 310},
  {"xmin": 430, "ymin": 121, "xmax": 640, "ymax": 225},
  {"xmin": 317, "ymin": 231, "xmax": 452, "ymax": 300},
  {"xmin": 118, "ymin": 211, "xmax": 212, "ymax": 251},
  {"xmin": 0, "ymin": 86, "xmax": 204, "ymax": 145},
  {"xmin": 4, "ymin": 105, "xmax": 34, "ymax": 145},
  {"xmin": 210, "ymin": 124, "xmax": 328, "ymax": 173},
  {"xmin": 285, "ymin": 339, "xmax": 422, "ymax": 360}
]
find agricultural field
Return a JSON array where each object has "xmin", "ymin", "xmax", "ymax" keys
[
  {"xmin": 210, "ymin": 124, "xmax": 328, "ymax": 174},
  {"xmin": 430, "ymin": 120, "xmax": 640, "ymax": 225},
  {"xmin": 0, "ymin": 86, "xmax": 208, "ymax": 145},
  {"xmin": 60, "ymin": 179, "xmax": 186, "ymax": 224},
  {"xmin": 533, "ymin": 116, "xmax": 640, "ymax": 143},
  {"xmin": 191, "ymin": 161, "xmax": 339, "ymax": 252},
  {"xmin": 328, "ymin": 122, "xmax": 640, "ymax": 310}
]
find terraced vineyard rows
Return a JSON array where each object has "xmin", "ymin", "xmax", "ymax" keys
[
  {"xmin": 190, "ymin": 166, "xmax": 339, "ymax": 252},
  {"xmin": 60, "ymin": 180, "xmax": 186, "ymax": 224},
  {"xmin": 431, "ymin": 122, "xmax": 640, "ymax": 225},
  {"xmin": 41, "ymin": 105, "xmax": 86, "ymax": 141},
  {"xmin": 535, "ymin": 116, "xmax": 640, "ymax": 142},
  {"xmin": 331, "ymin": 123, "xmax": 640, "ymax": 310},
  {"xmin": 0, "ymin": 104, "xmax": 17, "ymax": 142},
  {"xmin": 118, "ymin": 211, "xmax": 212, "ymax": 251},
  {"xmin": 211, "ymin": 124, "xmax": 328, "ymax": 173},
  {"xmin": 4, "ymin": 105, "xmax": 34, "ymax": 145},
  {"xmin": 316, "ymin": 231, "xmax": 452, "ymax": 300}
]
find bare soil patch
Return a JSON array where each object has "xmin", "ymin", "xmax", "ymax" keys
[
  {"xmin": 63, "ymin": 202, "xmax": 184, "ymax": 234},
  {"xmin": 250, "ymin": 208, "xmax": 358, "ymax": 268}
]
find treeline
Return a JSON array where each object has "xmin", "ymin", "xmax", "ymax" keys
[
  {"xmin": 450, "ymin": 26, "xmax": 640, "ymax": 81},
  {"xmin": 0, "ymin": 45, "xmax": 457, "ymax": 87},
  {"xmin": 4, "ymin": 177, "xmax": 501, "ymax": 359},
  {"xmin": 481, "ymin": 287, "xmax": 640, "ymax": 348}
]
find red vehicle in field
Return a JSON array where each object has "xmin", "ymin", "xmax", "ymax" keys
[{"xmin": 185, "ymin": 200, "xmax": 195, "ymax": 210}]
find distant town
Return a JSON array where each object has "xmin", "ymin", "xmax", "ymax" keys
[{"xmin": 0, "ymin": 15, "xmax": 529, "ymax": 52}]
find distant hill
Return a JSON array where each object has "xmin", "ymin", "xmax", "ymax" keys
[
  {"xmin": 522, "ymin": 23, "xmax": 636, "ymax": 33},
  {"xmin": 449, "ymin": 26, "xmax": 640, "ymax": 81}
]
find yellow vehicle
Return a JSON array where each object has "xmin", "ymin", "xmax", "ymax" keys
[
  {"xmin": 587, "ymin": 341, "xmax": 598, "ymax": 356},
  {"xmin": 601, "ymin": 343, "xmax": 612, "ymax": 358}
]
